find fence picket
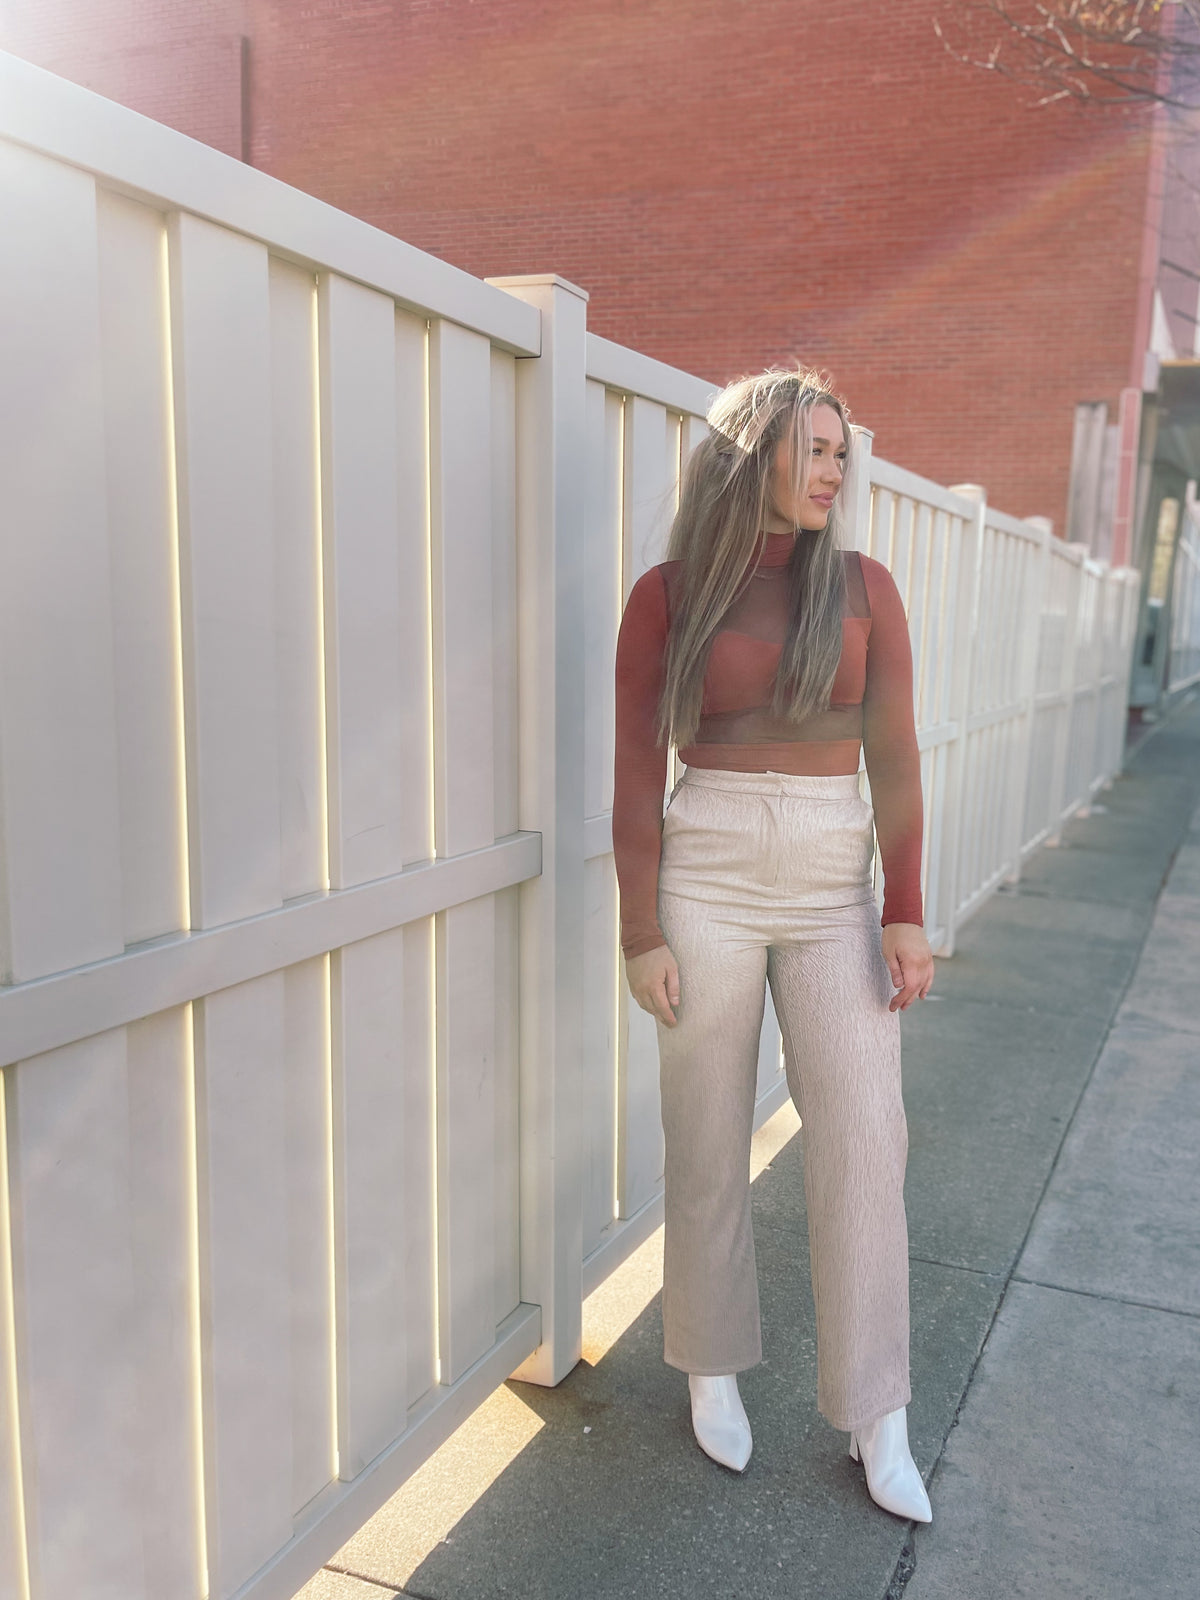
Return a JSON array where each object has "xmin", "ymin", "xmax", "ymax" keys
[
  {"xmin": 7, "ymin": 1035, "xmax": 146, "ymax": 1598},
  {"xmin": 429, "ymin": 317, "xmax": 502, "ymax": 1385},
  {"xmin": 617, "ymin": 395, "xmax": 676, "ymax": 1219},
  {"xmin": 330, "ymin": 931, "xmax": 410, "ymax": 1476},
  {"xmin": 194, "ymin": 976, "xmax": 293, "ymax": 1597},
  {"xmin": 169, "ymin": 210, "xmax": 282, "ymax": 930},
  {"xmin": 318, "ymin": 272, "xmax": 405, "ymax": 892},
  {"xmin": 271, "ymin": 259, "xmax": 326, "ymax": 902},
  {"xmin": 97, "ymin": 189, "xmax": 190, "ymax": 946},
  {"xmin": 126, "ymin": 1006, "xmax": 205, "ymax": 1597},
  {"xmin": 0, "ymin": 145, "xmax": 124, "ymax": 984},
  {"xmin": 282, "ymin": 959, "xmax": 335, "ymax": 1510}
]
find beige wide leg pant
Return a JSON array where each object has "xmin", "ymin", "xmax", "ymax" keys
[{"xmin": 655, "ymin": 764, "xmax": 912, "ymax": 1434}]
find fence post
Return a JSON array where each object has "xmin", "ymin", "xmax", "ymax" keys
[
  {"xmin": 1064, "ymin": 540, "xmax": 1099, "ymax": 812},
  {"xmin": 487, "ymin": 273, "xmax": 588, "ymax": 1386},
  {"xmin": 940, "ymin": 486, "xmax": 985, "ymax": 958},
  {"xmin": 1043, "ymin": 530, "xmax": 1088, "ymax": 845},
  {"xmin": 845, "ymin": 424, "xmax": 874, "ymax": 553},
  {"xmin": 1002, "ymin": 517, "xmax": 1052, "ymax": 883}
]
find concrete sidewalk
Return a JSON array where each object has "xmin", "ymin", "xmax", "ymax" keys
[{"xmin": 300, "ymin": 691, "xmax": 1200, "ymax": 1600}]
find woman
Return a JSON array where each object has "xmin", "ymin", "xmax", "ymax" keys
[{"xmin": 612, "ymin": 367, "xmax": 935, "ymax": 1522}]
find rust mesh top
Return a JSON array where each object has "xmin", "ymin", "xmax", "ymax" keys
[{"xmin": 613, "ymin": 531, "xmax": 925, "ymax": 959}]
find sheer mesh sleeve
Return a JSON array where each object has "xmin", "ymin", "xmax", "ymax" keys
[
  {"xmin": 860, "ymin": 554, "xmax": 925, "ymax": 927},
  {"xmin": 612, "ymin": 566, "xmax": 672, "ymax": 959}
]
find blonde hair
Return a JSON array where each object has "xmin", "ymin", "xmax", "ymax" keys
[{"xmin": 656, "ymin": 365, "xmax": 853, "ymax": 749}]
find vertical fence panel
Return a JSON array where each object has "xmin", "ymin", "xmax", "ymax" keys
[
  {"xmin": 168, "ymin": 210, "xmax": 281, "ymax": 930},
  {"xmin": 96, "ymin": 189, "xmax": 189, "ymax": 946},
  {"xmin": 395, "ymin": 312, "xmax": 435, "ymax": 1412},
  {"xmin": 429, "ymin": 318, "xmax": 500, "ymax": 1384},
  {"xmin": 395, "ymin": 309, "xmax": 435, "ymax": 868},
  {"xmin": 430, "ymin": 318, "xmax": 496, "ymax": 856},
  {"xmin": 581, "ymin": 381, "xmax": 624, "ymax": 1256},
  {"xmin": 946, "ymin": 507, "xmax": 974, "ymax": 936},
  {"xmin": 7, "ymin": 1036, "xmax": 145, "ymax": 1598},
  {"xmin": 871, "ymin": 487, "xmax": 895, "ymax": 564},
  {"xmin": 1009, "ymin": 526, "xmax": 1047, "ymax": 871},
  {"xmin": 318, "ymin": 272, "xmax": 404, "ymax": 891},
  {"xmin": 403, "ymin": 916, "xmax": 438, "ymax": 1410},
  {"xmin": 1046, "ymin": 546, "xmax": 1083, "ymax": 839},
  {"xmin": 681, "ymin": 411, "xmax": 708, "ymax": 470},
  {"xmin": 585, "ymin": 383, "xmax": 624, "ymax": 823},
  {"xmin": 493, "ymin": 884, "xmax": 522, "ymax": 1327},
  {"xmin": 330, "ymin": 930, "xmax": 408, "ymax": 1476},
  {"xmin": 282, "ymin": 958, "xmax": 335, "ymax": 1510},
  {"xmin": 617, "ymin": 397, "xmax": 675, "ymax": 1221},
  {"xmin": 492, "ymin": 349, "xmax": 521, "ymax": 841},
  {"xmin": 271, "ymin": 259, "xmax": 326, "ymax": 902},
  {"xmin": 916, "ymin": 511, "xmax": 947, "ymax": 728},
  {"xmin": 0, "ymin": 144, "xmax": 124, "ymax": 984},
  {"xmin": 436, "ymin": 897, "xmax": 498, "ymax": 1382},
  {"xmin": 125, "ymin": 1005, "xmax": 204, "ymax": 1598},
  {"xmin": 890, "ymin": 495, "xmax": 914, "ymax": 590},
  {"xmin": 194, "ymin": 976, "xmax": 292, "ymax": 1597}
]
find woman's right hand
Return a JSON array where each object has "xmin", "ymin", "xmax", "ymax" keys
[{"xmin": 624, "ymin": 944, "xmax": 681, "ymax": 1027}]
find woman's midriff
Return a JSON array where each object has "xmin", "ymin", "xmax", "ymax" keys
[{"xmin": 675, "ymin": 737, "xmax": 864, "ymax": 776}]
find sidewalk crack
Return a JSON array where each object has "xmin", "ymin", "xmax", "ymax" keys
[{"xmin": 1009, "ymin": 1274, "xmax": 1200, "ymax": 1320}]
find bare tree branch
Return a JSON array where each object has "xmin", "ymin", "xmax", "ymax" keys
[{"xmin": 935, "ymin": 1, "xmax": 1200, "ymax": 113}]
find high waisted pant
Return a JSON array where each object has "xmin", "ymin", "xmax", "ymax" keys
[{"xmin": 655, "ymin": 764, "xmax": 911, "ymax": 1434}]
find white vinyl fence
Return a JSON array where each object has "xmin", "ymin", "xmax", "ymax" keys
[{"xmin": 0, "ymin": 52, "xmax": 1140, "ymax": 1600}]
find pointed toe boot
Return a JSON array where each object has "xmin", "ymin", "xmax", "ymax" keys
[
  {"xmin": 688, "ymin": 1373, "xmax": 753, "ymax": 1472},
  {"xmin": 849, "ymin": 1405, "xmax": 932, "ymax": 1522}
]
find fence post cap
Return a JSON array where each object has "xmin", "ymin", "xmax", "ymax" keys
[{"xmin": 485, "ymin": 272, "xmax": 590, "ymax": 303}]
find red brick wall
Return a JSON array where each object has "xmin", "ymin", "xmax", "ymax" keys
[
  {"xmin": 3, "ymin": 0, "xmax": 1158, "ymax": 531},
  {"xmin": 0, "ymin": 1, "xmax": 248, "ymax": 158}
]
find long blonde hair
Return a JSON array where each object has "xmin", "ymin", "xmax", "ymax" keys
[{"xmin": 656, "ymin": 366, "xmax": 853, "ymax": 749}]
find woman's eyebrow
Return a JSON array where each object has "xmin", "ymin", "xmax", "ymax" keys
[{"xmin": 811, "ymin": 436, "xmax": 848, "ymax": 447}]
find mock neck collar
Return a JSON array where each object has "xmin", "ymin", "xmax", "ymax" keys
[{"xmin": 752, "ymin": 529, "xmax": 796, "ymax": 568}]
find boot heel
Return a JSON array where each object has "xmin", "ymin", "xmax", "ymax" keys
[{"xmin": 849, "ymin": 1431, "xmax": 858, "ymax": 1461}]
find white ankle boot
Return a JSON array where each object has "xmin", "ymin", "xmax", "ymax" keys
[
  {"xmin": 688, "ymin": 1374, "xmax": 752, "ymax": 1472},
  {"xmin": 849, "ymin": 1405, "xmax": 932, "ymax": 1521}
]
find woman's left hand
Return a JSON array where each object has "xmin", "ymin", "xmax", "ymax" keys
[{"xmin": 881, "ymin": 922, "xmax": 935, "ymax": 1013}]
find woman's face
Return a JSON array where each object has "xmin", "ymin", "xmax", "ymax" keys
[{"xmin": 766, "ymin": 402, "xmax": 848, "ymax": 532}]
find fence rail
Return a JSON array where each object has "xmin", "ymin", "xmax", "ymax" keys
[{"xmin": 0, "ymin": 50, "xmax": 1140, "ymax": 1600}]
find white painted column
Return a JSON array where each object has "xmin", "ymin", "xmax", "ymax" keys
[{"xmin": 487, "ymin": 274, "xmax": 588, "ymax": 1386}]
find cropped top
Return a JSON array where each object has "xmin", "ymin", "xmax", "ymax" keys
[{"xmin": 612, "ymin": 531, "xmax": 924, "ymax": 959}]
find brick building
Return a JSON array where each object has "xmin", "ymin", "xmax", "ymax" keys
[{"xmin": 3, "ymin": 0, "xmax": 1198, "ymax": 557}]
